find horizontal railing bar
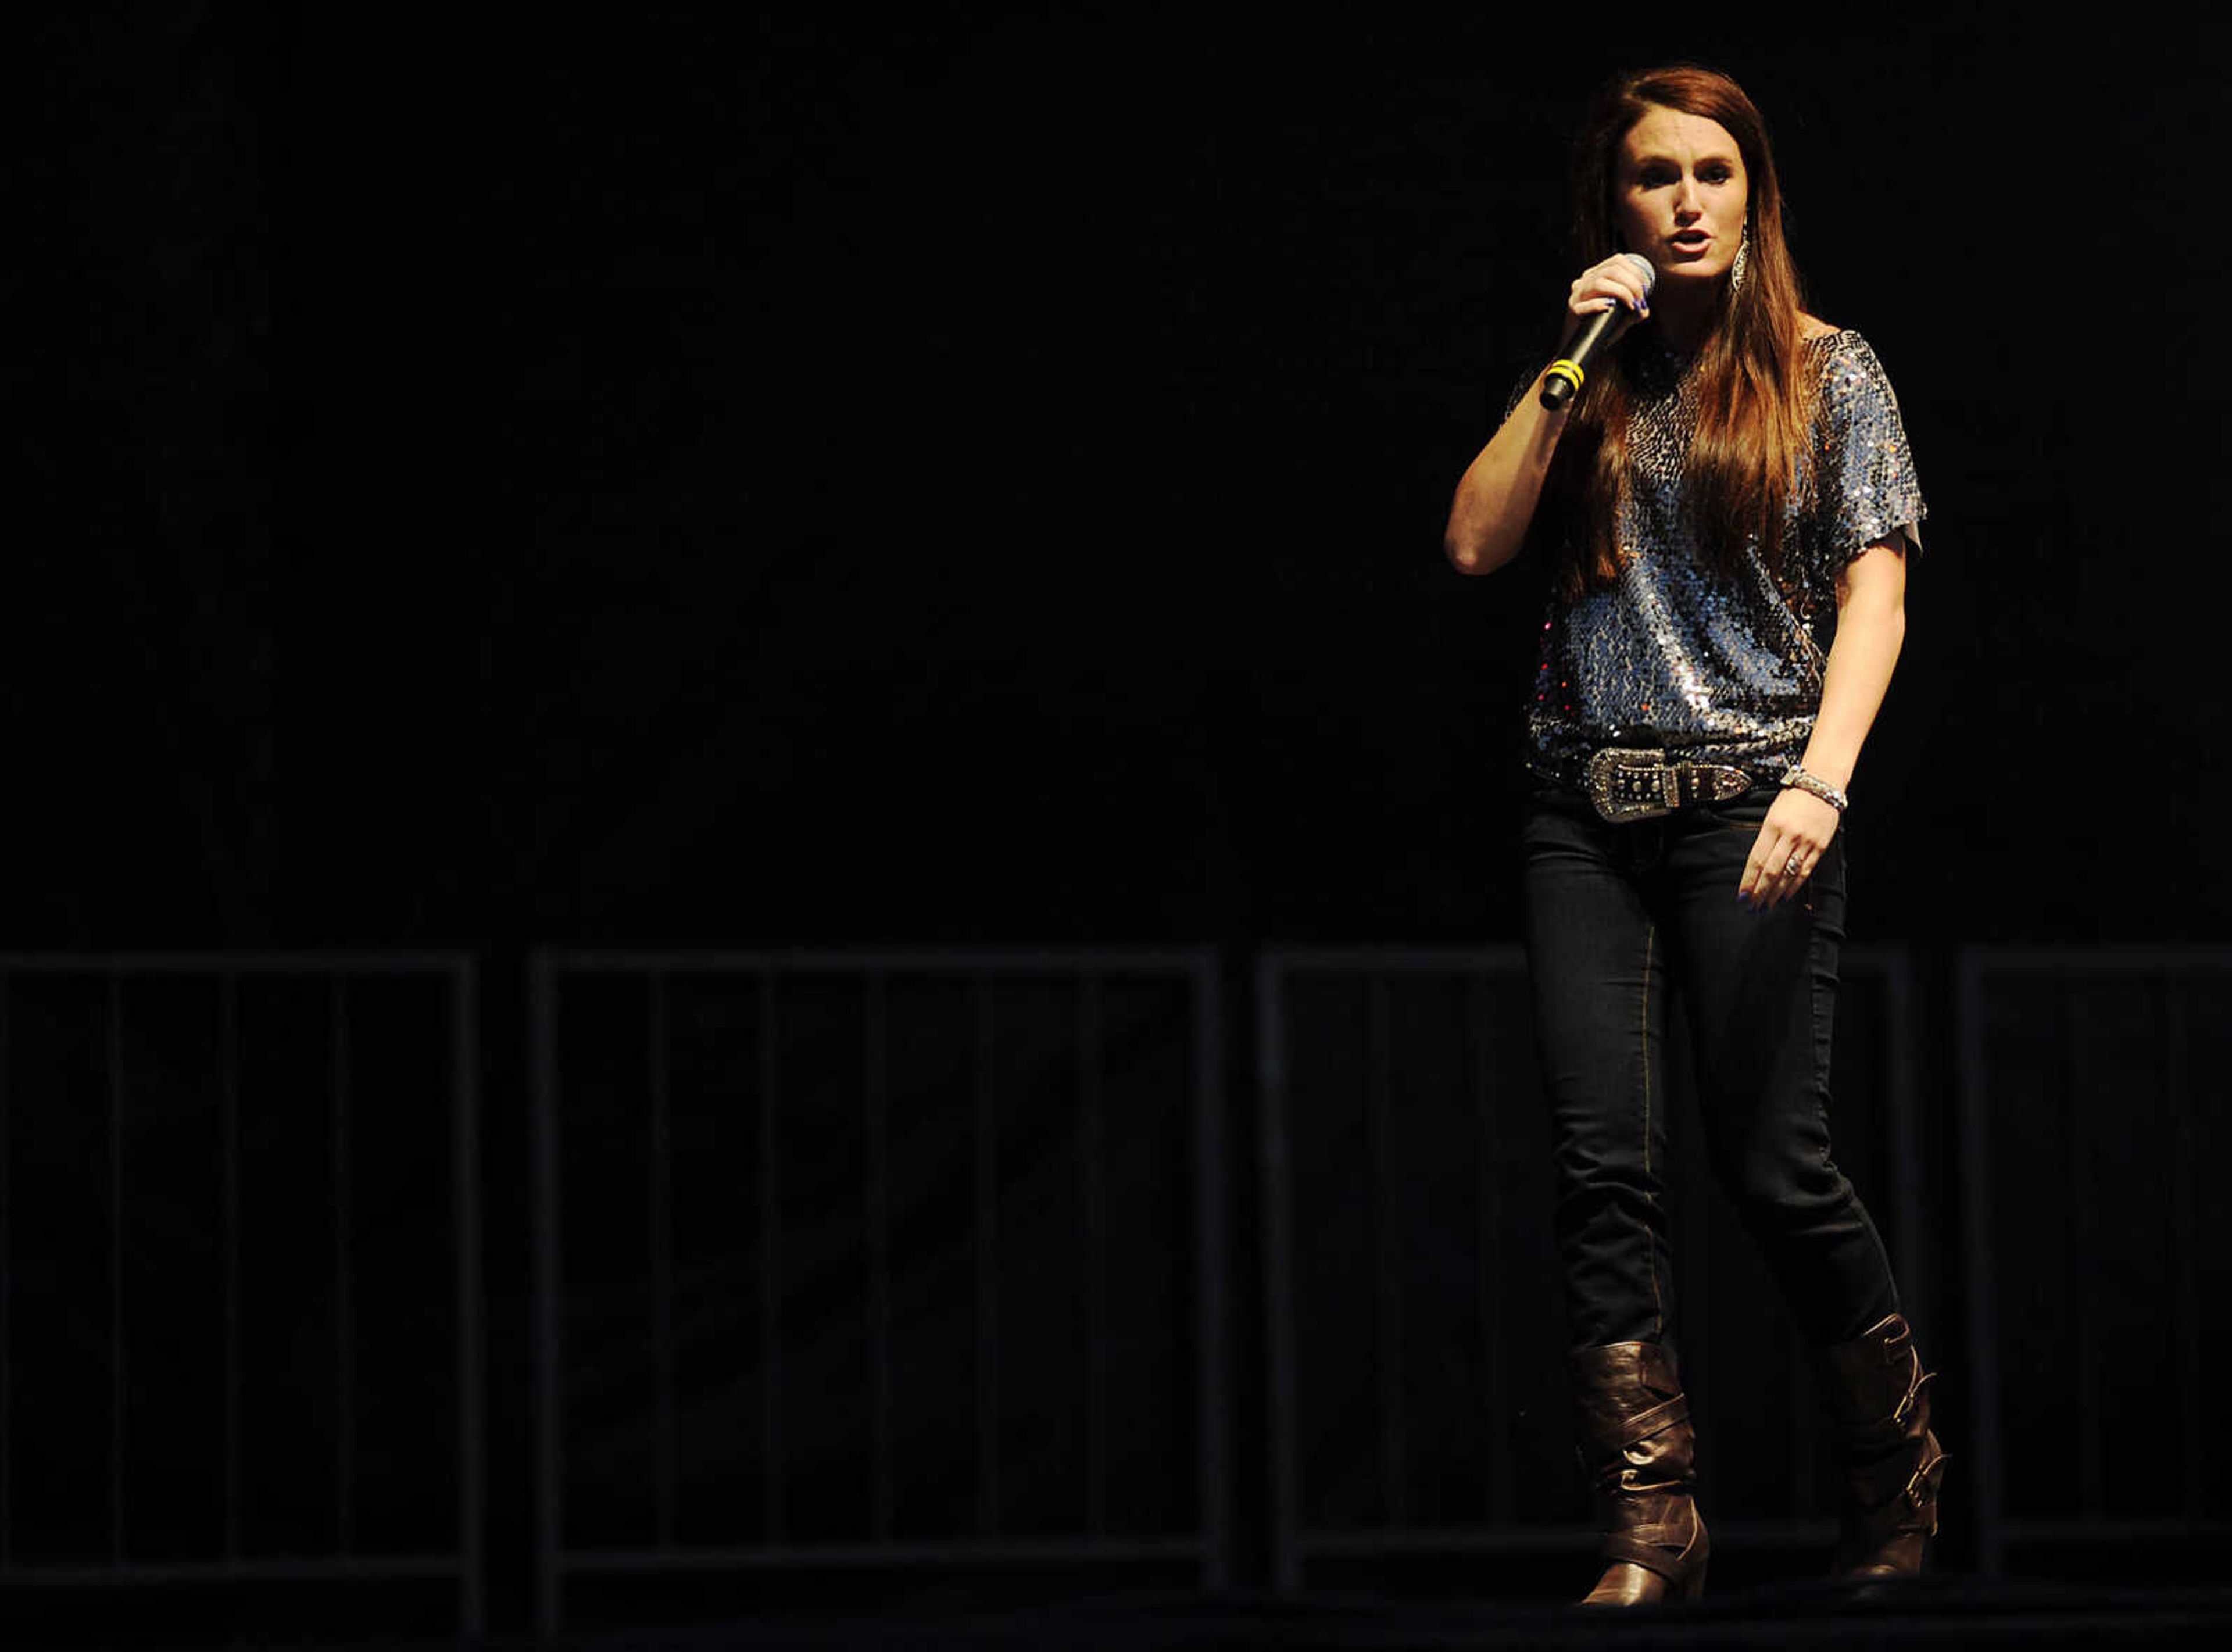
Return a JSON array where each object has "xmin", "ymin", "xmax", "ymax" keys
[
  {"xmin": 1999, "ymin": 1518, "xmax": 2232, "ymax": 1542},
  {"xmin": 0, "ymin": 1557, "xmax": 462, "ymax": 1586},
  {"xmin": 538, "ymin": 949, "xmax": 1213, "ymax": 975},
  {"xmin": 18, "ymin": 945, "xmax": 2220, "ymax": 978},
  {"xmin": 0, "ymin": 953, "xmax": 470, "ymax": 976},
  {"xmin": 1258, "ymin": 947, "xmax": 1528, "ymax": 974},
  {"xmin": 1262, "ymin": 945, "xmax": 1909, "ymax": 977},
  {"xmin": 563, "ymin": 1539, "xmax": 1207, "ymax": 1571},
  {"xmin": 1297, "ymin": 1519, "xmax": 1839, "ymax": 1556},
  {"xmin": 1958, "ymin": 946, "xmax": 2232, "ymax": 976}
]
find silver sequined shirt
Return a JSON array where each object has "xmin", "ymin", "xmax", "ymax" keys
[{"xmin": 1525, "ymin": 329, "xmax": 1923, "ymax": 778}]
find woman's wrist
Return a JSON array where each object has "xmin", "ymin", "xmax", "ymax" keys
[
  {"xmin": 1780, "ymin": 764, "xmax": 1849, "ymax": 812},
  {"xmin": 1793, "ymin": 743, "xmax": 1857, "ymax": 792}
]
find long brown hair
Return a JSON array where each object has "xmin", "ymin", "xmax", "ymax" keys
[{"xmin": 1552, "ymin": 65, "xmax": 1813, "ymax": 600}]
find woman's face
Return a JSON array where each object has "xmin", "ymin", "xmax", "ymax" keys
[{"xmin": 1612, "ymin": 106, "xmax": 1748, "ymax": 287}]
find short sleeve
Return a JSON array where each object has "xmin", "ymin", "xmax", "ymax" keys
[{"xmin": 1813, "ymin": 332, "xmax": 1925, "ymax": 562}]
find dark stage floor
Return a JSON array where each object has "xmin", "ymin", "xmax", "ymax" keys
[
  {"xmin": 528, "ymin": 1581, "xmax": 2232, "ymax": 1652},
  {"xmin": 16, "ymin": 1575, "xmax": 2232, "ymax": 1649}
]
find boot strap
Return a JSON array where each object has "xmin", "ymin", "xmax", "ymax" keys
[
  {"xmin": 1847, "ymin": 1369, "xmax": 1936, "ymax": 1454},
  {"xmin": 1601, "ymin": 1531, "xmax": 1690, "ymax": 1583},
  {"xmin": 1851, "ymin": 1446, "xmax": 1950, "ymax": 1539},
  {"xmin": 1624, "ymin": 1393, "xmax": 1690, "ymax": 1441},
  {"xmin": 1582, "ymin": 1393, "xmax": 1692, "ymax": 1474},
  {"xmin": 1897, "ymin": 1446, "xmax": 1951, "ymax": 1518}
]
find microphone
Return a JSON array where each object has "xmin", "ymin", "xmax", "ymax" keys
[{"xmin": 1539, "ymin": 253, "xmax": 1657, "ymax": 411}]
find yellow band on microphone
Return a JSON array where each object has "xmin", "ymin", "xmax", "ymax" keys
[{"xmin": 1546, "ymin": 359, "xmax": 1585, "ymax": 392}]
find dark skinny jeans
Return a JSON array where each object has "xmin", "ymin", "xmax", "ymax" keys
[{"xmin": 1521, "ymin": 782, "xmax": 1901, "ymax": 1354}]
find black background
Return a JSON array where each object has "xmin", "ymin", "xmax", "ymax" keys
[
  {"xmin": 12, "ymin": 3, "xmax": 2230, "ymax": 954},
  {"xmin": 8, "ymin": 4, "xmax": 2232, "ymax": 1642}
]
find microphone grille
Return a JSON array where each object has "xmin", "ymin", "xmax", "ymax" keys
[{"xmin": 1619, "ymin": 252, "xmax": 1659, "ymax": 295}]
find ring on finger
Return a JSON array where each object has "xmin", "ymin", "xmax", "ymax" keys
[{"xmin": 1784, "ymin": 853, "xmax": 1807, "ymax": 875}]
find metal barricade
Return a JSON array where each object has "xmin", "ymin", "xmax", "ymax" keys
[
  {"xmin": 0, "ymin": 954, "xmax": 482, "ymax": 1636},
  {"xmin": 1257, "ymin": 945, "xmax": 1922, "ymax": 1589},
  {"xmin": 528, "ymin": 949, "xmax": 1228, "ymax": 1637},
  {"xmin": 1956, "ymin": 945, "xmax": 2232, "ymax": 1578}
]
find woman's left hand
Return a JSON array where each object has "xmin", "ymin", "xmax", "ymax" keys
[{"xmin": 1740, "ymin": 788, "xmax": 1842, "ymax": 910}]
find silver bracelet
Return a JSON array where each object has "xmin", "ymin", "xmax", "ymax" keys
[{"xmin": 1780, "ymin": 765, "xmax": 1848, "ymax": 812}]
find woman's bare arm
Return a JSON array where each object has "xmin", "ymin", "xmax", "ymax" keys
[
  {"xmin": 1442, "ymin": 256, "xmax": 1652, "ymax": 575},
  {"xmin": 1798, "ymin": 537, "xmax": 1908, "ymax": 793},
  {"xmin": 1442, "ymin": 382, "xmax": 1572, "ymax": 575},
  {"xmin": 1739, "ymin": 537, "xmax": 1908, "ymax": 907}
]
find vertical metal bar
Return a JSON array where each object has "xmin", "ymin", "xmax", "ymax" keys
[
  {"xmin": 1827, "ymin": 952, "xmax": 1897, "ymax": 1512},
  {"xmin": 0, "ymin": 975, "xmax": 12, "ymax": 1568},
  {"xmin": 1193, "ymin": 953, "xmax": 1231, "ymax": 1592},
  {"xmin": 1882, "ymin": 953, "xmax": 1926, "ymax": 1339},
  {"xmin": 1258, "ymin": 953, "xmax": 1301, "ymax": 1590},
  {"xmin": 331, "ymin": 978, "xmax": 356, "ymax": 1556},
  {"xmin": 1470, "ymin": 968, "xmax": 1512, "ymax": 1527},
  {"xmin": 2163, "ymin": 972, "xmax": 2202, "ymax": 1519},
  {"xmin": 221, "ymin": 974, "xmax": 242, "ymax": 1563},
  {"xmin": 108, "ymin": 972, "xmax": 126, "ymax": 1564},
  {"xmin": 1368, "ymin": 974, "xmax": 1405, "ymax": 1525},
  {"xmin": 2059, "ymin": 974, "xmax": 2103, "ymax": 1517},
  {"xmin": 1955, "ymin": 950, "xmax": 2006, "ymax": 1577},
  {"xmin": 1078, "ymin": 971, "xmax": 1107, "ymax": 1539},
  {"xmin": 648, "ymin": 974, "xmax": 675, "ymax": 1548},
  {"xmin": 1789, "ymin": 1334, "xmax": 1814, "ymax": 1519},
  {"xmin": 530, "ymin": 954, "xmax": 564, "ymax": 1640},
  {"xmin": 865, "ymin": 971, "xmax": 892, "ymax": 1543},
  {"xmin": 973, "ymin": 979, "xmax": 1001, "ymax": 1537},
  {"xmin": 452, "ymin": 963, "xmax": 486, "ymax": 1640},
  {"xmin": 758, "ymin": 968, "xmax": 784, "ymax": 1544}
]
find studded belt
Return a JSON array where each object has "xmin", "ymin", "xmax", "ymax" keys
[{"xmin": 1582, "ymin": 745, "xmax": 1755, "ymax": 824}]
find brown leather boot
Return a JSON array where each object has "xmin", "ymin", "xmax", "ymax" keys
[
  {"xmin": 1570, "ymin": 1341, "xmax": 1709, "ymax": 1605},
  {"xmin": 1820, "ymin": 1311, "xmax": 1949, "ymax": 1581}
]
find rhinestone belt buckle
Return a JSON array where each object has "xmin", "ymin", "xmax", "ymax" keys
[{"xmin": 1586, "ymin": 746, "xmax": 1681, "ymax": 824}]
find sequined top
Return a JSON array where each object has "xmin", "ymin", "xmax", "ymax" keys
[{"xmin": 1523, "ymin": 328, "xmax": 1923, "ymax": 780}]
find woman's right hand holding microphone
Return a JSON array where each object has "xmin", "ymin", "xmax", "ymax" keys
[{"xmin": 1561, "ymin": 254, "xmax": 1653, "ymax": 350}]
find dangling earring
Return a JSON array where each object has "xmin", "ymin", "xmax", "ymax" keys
[{"xmin": 1729, "ymin": 220, "xmax": 1751, "ymax": 294}]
